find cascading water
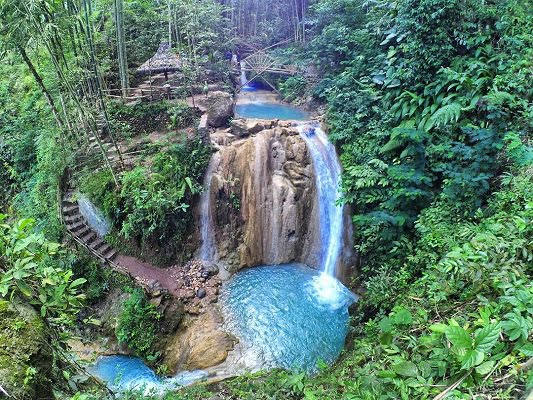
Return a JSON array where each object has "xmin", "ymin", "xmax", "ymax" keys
[
  {"xmin": 199, "ymin": 152, "xmax": 220, "ymax": 262},
  {"xmin": 77, "ymin": 195, "xmax": 110, "ymax": 237},
  {"xmin": 88, "ymin": 96, "xmax": 356, "ymax": 392},
  {"xmin": 240, "ymin": 62, "xmax": 248, "ymax": 86},
  {"xmin": 297, "ymin": 124, "xmax": 344, "ymax": 277}
]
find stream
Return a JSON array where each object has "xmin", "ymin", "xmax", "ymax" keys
[{"xmin": 89, "ymin": 79, "xmax": 356, "ymax": 394}]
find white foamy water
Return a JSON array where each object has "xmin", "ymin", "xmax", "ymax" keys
[
  {"xmin": 198, "ymin": 152, "xmax": 220, "ymax": 262},
  {"xmin": 297, "ymin": 124, "xmax": 344, "ymax": 277}
]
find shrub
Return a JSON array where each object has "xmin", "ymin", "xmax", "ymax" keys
[
  {"xmin": 0, "ymin": 216, "xmax": 86, "ymax": 327},
  {"xmin": 279, "ymin": 75, "xmax": 307, "ymax": 102},
  {"xmin": 70, "ymin": 252, "xmax": 110, "ymax": 303},
  {"xmin": 107, "ymin": 101, "xmax": 170, "ymax": 137},
  {"xmin": 115, "ymin": 288, "xmax": 161, "ymax": 360},
  {"xmin": 118, "ymin": 138, "xmax": 211, "ymax": 246},
  {"xmin": 168, "ymin": 101, "xmax": 196, "ymax": 129}
]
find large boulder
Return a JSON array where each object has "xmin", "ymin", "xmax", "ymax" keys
[
  {"xmin": 161, "ymin": 308, "xmax": 235, "ymax": 372},
  {"xmin": 0, "ymin": 300, "xmax": 53, "ymax": 399},
  {"xmin": 206, "ymin": 91, "xmax": 234, "ymax": 128},
  {"xmin": 230, "ymin": 118, "xmax": 270, "ymax": 138},
  {"xmin": 230, "ymin": 119, "xmax": 248, "ymax": 138}
]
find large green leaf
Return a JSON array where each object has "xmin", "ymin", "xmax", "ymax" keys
[
  {"xmin": 474, "ymin": 323, "xmax": 500, "ymax": 352},
  {"xmin": 445, "ymin": 326, "xmax": 472, "ymax": 349},
  {"xmin": 392, "ymin": 361, "xmax": 419, "ymax": 377},
  {"xmin": 461, "ymin": 349, "xmax": 484, "ymax": 369}
]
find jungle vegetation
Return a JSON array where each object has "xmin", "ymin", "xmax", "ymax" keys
[{"xmin": 0, "ymin": 0, "xmax": 531, "ymax": 399}]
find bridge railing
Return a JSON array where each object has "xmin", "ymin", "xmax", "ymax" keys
[{"xmin": 102, "ymin": 86, "xmax": 179, "ymax": 102}]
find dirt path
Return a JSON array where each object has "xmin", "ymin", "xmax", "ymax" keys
[{"xmin": 114, "ymin": 255, "xmax": 222, "ymax": 314}]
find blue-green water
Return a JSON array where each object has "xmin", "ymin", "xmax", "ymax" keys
[
  {"xmin": 235, "ymin": 103, "xmax": 309, "ymax": 120},
  {"xmin": 220, "ymin": 263, "xmax": 357, "ymax": 372},
  {"xmin": 88, "ymin": 355, "xmax": 207, "ymax": 395}
]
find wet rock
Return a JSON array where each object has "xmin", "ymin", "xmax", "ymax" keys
[
  {"xmin": 162, "ymin": 308, "xmax": 235, "ymax": 372},
  {"xmin": 149, "ymin": 296, "xmax": 163, "ymax": 307},
  {"xmin": 197, "ymin": 288, "xmax": 207, "ymax": 299},
  {"xmin": 159, "ymin": 299, "xmax": 185, "ymax": 334},
  {"xmin": 230, "ymin": 119, "xmax": 249, "ymax": 137},
  {"xmin": 203, "ymin": 262, "xmax": 220, "ymax": 276},
  {"xmin": 206, "ymin": 91, "xmax": 234, "ymax": 128},
  {"xmin": 247, "ymin": 120, "xmax": 265, "ymax": 134},
  {"xmin": 208, "ymin": 126, "xmax": 321, "ymax": 272}
]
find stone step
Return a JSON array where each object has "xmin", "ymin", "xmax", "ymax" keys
[
  {"xmin": 62, "ymin": 205, "xmax": 79, "ymax": 216},
  {"xmin": 62, "ymin": 198, "xmax": 77, "ymax": 207},
  {"xmin": 103, "ymin": 249, "xmax": 117, "ymax": 261},
  {"xmin": 66, "ymin": 221, "xmax": 85, "ymax": 232},
  {"xmin": 81, "ymin": 231, "xmax": 97, "ymax": 244},
  {"xmin": 90, "ymin": 142, "xmax": 114, "ymax": 151},
  {"xmin": 98, "ymin": 243, "xmax": 112, "ymax": 255},
  {"xmin": 89, "ymin": 238, "xmax": 106, "ymax": 251},
  {"xmin": 74, "ymin": 226, "xmax": 91, "ymax": 237},
  {"xmin": 64, "ymin": 213, "xmax": 83, "ymax": 224}
]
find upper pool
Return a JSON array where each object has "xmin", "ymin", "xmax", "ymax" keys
[{"xmin": 235, "ymin": 102, "xmax": 310, "ymax": 120}]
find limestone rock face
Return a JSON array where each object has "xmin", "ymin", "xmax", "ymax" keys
[
  {"xmin": 162, "ymin": 308, "xmax": 235, "ymax": 372},
  {"xmin": 0, "ymin": 300, "xmax": 53, "ymax": 400},
  {"xmin": 206, "ymin": 91, "xmax": 234, "ymax": 128},
  {"xmin": 206, "ymin": 123, "xmax": 322, "ymax": 273}
]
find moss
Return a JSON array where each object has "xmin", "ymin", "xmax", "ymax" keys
[{"xmin": 0, "ymin": 300, "xmax": 53, "ymax": 399}]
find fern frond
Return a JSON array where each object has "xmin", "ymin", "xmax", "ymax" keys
[{"xmin": 427, "ymin": 103, "xmax": 462, "ymax": 130}]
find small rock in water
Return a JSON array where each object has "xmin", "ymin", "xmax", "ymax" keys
[
  {"xmin": 201, "ymin": 271, "xmax": 210, "ymax": 279},
  {"xmin": 197, "ymin": 288, "xmax": 207, "ymax": 299}
]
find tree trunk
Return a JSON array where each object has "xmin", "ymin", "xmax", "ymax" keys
[
  {"xmin": 114, "ymin": 0, "xmax": 129, "ymax": 97},
  {"xmin": 18, "ymin": 45, "xmax": 64, "ymax": 130}
]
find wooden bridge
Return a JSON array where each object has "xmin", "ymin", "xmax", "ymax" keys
[{"xmin": 237, "ymin": 40, "xmax": 299, "ymax": 93}]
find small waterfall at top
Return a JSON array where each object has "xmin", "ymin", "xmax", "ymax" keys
[
  {"xmin": 199, "ymin": 152, "xmax": 220, "ymax": 262},
  {"xmin": 240, "ymin": 61, "xmax": 248, "ymax": 86},
  {"xmin": 297, "ymin": 124, "xmax": 344, "ymax": 277}
]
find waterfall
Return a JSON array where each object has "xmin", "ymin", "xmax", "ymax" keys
[
  {"xmin": 78, "ymin": 195, "xmax": 110, "ymax": 237},
  {"xmin": 240, "ymin": 62, "xmax": 248, "ymax": 86},
  {"xmin": 199, "ymin": 152, "xmax": 220, "ymax": 262},
  {"xmin": 297, "ymin": 124, "xmax": 344, "ymax": 277}
]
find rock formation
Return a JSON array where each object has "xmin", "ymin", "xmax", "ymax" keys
[
  {"xmin": 161, "ymin": 307, "xmax": 236, "ymax": 373},
  {"xmin": 206, "ymin": 119, "xmax": 323, "ymax": 274},
  {"xmin": 206, "ymin": 91, "xmax": 234, "ymax": 128}
]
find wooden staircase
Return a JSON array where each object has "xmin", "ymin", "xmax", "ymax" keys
[
  {"xmin": 82, "ymin": 115, "xmax": 123, "ymax": 171},
  {"xmin": 61, "ymin": 190, "xmax": 118, "ymax": 264}
]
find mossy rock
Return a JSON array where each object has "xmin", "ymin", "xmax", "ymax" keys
[{"xmin": 0, "ymin": 300, "xmax": 53, "ymax": 399}]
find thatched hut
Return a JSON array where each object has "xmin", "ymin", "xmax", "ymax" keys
[{"xmin": 137, "ymin": 42, "xmax": 182, "ymax": 80}]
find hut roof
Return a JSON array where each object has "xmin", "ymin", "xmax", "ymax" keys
[{"xmin": 137, "ymin": 43, "xmax": 182, "ymax": 75}]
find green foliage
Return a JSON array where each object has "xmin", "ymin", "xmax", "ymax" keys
[
  {"xmin": 313, "ymin": 0, "xmax": 532, "ymax": 271},
  {"xmin": 70, "ymin": 252, "xmax": 110, "ymax": 303},
  {"xmin": 117, "ymin": 138, "xmax": 211, "ymax": 248},
  {"xmin": 0, "ymin": 216, "xmax": 85, "ymax": 327},
  {"xmin": 107, "ymin": 101, "xmax": 171, "ymax": 138},
  {"xmin": 115, "ymin": 288, "xmax": 161, "ymax": 360},
  {"xmin": 279, "ymin": 75, "xmax": 307, "ymax": 102},
  {"xmin": 168, "ymin": 102, "xmax": 196, "ymax": 130},
  {"xmin": 0, "ymin": 60, "xmax": 70, "ymax": 239},
  {"xmin": 71, "ymin": 384, "xmax": 213, "ymax": 400}
]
